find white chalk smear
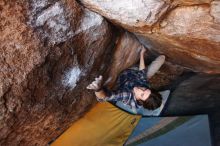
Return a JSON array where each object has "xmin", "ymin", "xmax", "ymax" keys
[
  {"xmin": 29, "ymin": 1, "xmax": 74, "ymax": 44},
  {"xmin": 62, "ymin": 66, "xmax": 82, "ymax": 89}
]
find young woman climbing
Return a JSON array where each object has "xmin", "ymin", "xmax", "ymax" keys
[{"xmin": 87, "ymin": 46, "xmax": 166, "ymax": 114}]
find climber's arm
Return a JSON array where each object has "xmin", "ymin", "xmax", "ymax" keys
[
  {"xmin": 139, "ymin": 46, "xmax": 146, "ymax": 70},
  {"xmin": 87, "ymin": 75, "xmax": 128, "ymax": 102},
  {"xmin": 95, "ymin": 87, "xmax": 128, "ymax": 102}
]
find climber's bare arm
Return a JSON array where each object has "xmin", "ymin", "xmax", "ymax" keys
[
  {"xmin": 139, "ymin": 46, "xmax": 146, "ymax": 70},
  {"xmin": 138, "ymin": 46, "xmax": 166, "ymax": 79}
]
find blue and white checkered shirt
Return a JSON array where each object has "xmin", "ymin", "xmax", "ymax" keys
[{"xmin": 97, "ymin": 67, "xmax": 150, "ymax": 110}]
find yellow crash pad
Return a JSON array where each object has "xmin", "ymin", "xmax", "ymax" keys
[{"xmin": 52, "ymin": 102, "xmax": 141, "ymax": 146}]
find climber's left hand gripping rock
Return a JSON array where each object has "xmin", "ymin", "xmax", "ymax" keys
[{"xmin": 86, "ymin": 75, "xmax": 103, "ymax": 91}]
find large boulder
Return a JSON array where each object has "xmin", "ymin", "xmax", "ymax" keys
[
  {"xmin": 79, "ymin": 0, "xmax": 220, "ymax": 73},
  {"xmin": 0, "ymin": 0, "xmax": 114, "ymax": 145}
]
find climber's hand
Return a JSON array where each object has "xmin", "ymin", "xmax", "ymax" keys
[
  {"xmin": 140, "ymin": 46, "xmax": 146, "ymax": 56},
  {"xmin": 86, "ymin": 75, "xmax": 103, "ymax": 91}
]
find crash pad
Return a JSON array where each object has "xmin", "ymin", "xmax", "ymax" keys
[{"xmin": 51, "ymin": 102, "xmax": 141, "ymax": 146}]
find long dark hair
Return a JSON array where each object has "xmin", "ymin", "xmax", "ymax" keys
[{"xmin": 137, "ymin": 89, "xmax": 162, "ymax": 110}]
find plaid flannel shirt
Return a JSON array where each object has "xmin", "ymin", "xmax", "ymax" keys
[{"xmin": 97, "ymin": 67, "xmax": 150, "ymax": 110}]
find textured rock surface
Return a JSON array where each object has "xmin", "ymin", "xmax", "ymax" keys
[
  {"xmin": 79, "ymin": 0, "xmax": 171, "ymax": 33},
  {"xmin": 0, "ymin": 0, "xmax": 114, "ymax": 145},
  {"xmin": 104, "ymin": 32, "xmax": 144, "ymax": 88},
  {"xmin": 80, "ymin": 0, "xmax": 220, "ymax": 73}
]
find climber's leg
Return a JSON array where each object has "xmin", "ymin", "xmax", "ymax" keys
[{"xmin": 147, "ymin": 55, "xmax": 165, "ymax": 79}]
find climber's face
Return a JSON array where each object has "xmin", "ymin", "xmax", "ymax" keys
[{"xmin": 133, "ymin": 87, "xmax": 151, "ymax": 101}]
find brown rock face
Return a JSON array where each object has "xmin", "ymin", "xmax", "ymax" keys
[
  {"xmin": 79, "ymin": 0, "xmax": 171, "ymax": 33},
  {"xmin": 80, "ymin": 0, "xmax": 220, "ymax": 73},
  {"xmin": 104, "ymin": 32, "xmax": 143, "ymax": 88},
  {"xmin": 0, "ymin": 0, "xmax": 114, "ymax": 145}
]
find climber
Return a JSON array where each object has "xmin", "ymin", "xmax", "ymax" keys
[{"xmin": 87, "ymin": 46, "xmax": 166, "ymax": 114}]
